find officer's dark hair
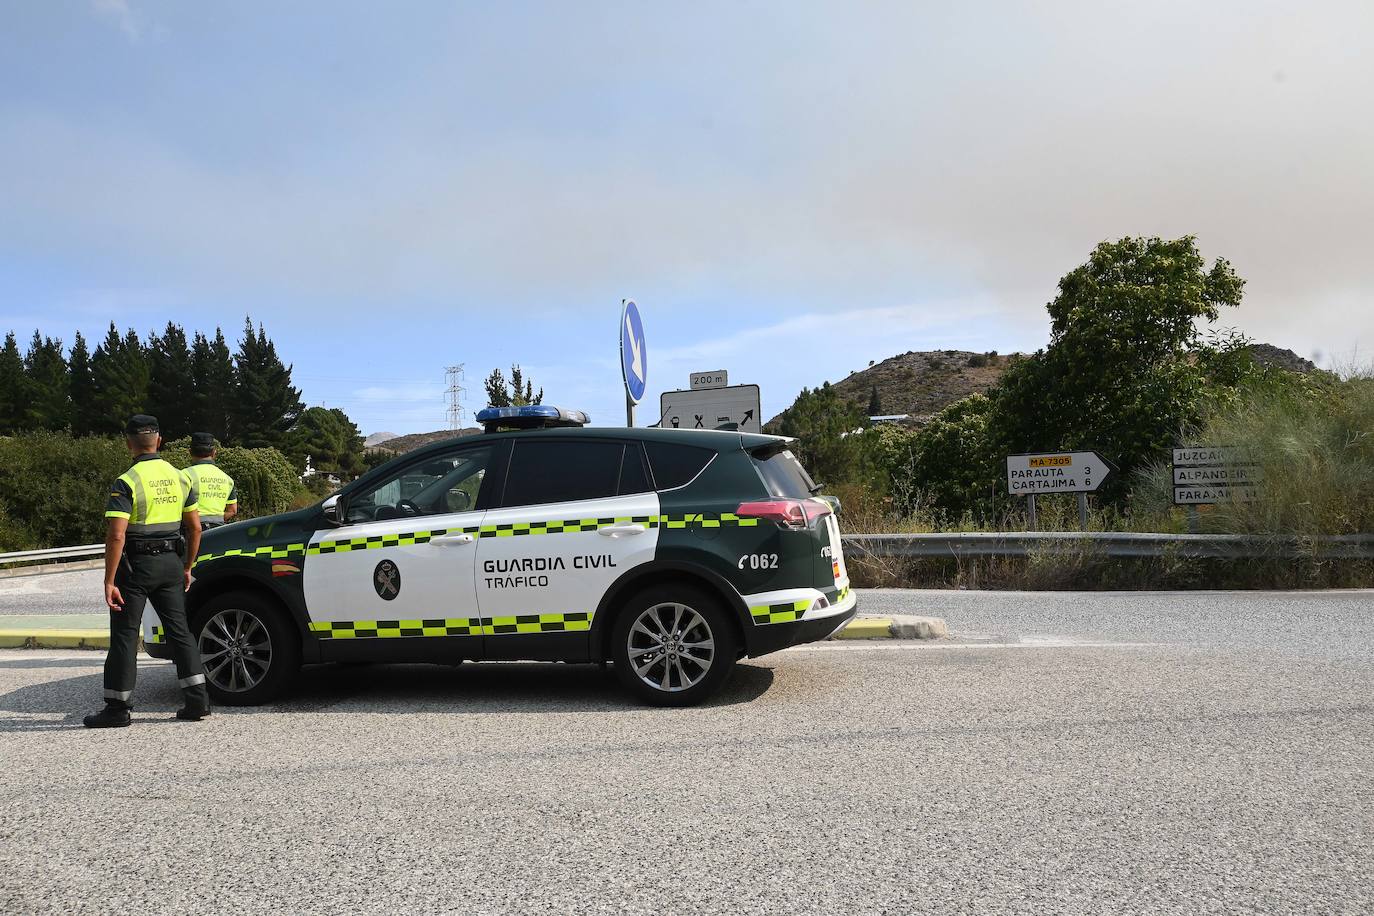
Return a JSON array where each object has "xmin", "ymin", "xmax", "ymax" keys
[
  {"xmin": 127, "ymin": 431, "xmax": 159, "ymax": 451},
  {"xmin": 191, "ymin": 444, "xmax": 215, "ymax": 459}
]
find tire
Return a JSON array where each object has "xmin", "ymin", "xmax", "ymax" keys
[
  {"xmin": 191, "ymin": 590, "xmax": 302, "ymax": 706},
  {"xmin": 611, "ymin": 584, "xmax": 738, "ymax": 707}
]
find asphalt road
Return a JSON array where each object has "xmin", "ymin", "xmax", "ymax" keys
[{"xmin": 1, "ymin": 571, "xmax": 1372, "ymax": 914}]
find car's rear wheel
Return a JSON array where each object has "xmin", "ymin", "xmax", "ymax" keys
[
  {"xmin": 611, "ymin": 584, "xmax": 738, "ymax": 707},
  {"xmin": 192, "ymin": 591, "xmax": 301, "ymax": 706}
]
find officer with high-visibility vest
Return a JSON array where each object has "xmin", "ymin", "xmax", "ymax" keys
[
  {"xmin": 183, "ymin": 432, "xmax": 237, "ymax": 530},
  {"xmin": 84, "ymin": 414, "xmax": 212, "ymax": 728}
]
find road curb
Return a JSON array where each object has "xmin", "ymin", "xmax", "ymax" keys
[
  {"xmin": 0, "ymin": 628, "xmax": 110, "ymax": 649},
  {"xmin": 834, "ymin": 614, "xmax": 949, "ymax": 640},
  {"xmin": 0, "ymin": 558, "xmax": 104, "ymax": 580}
]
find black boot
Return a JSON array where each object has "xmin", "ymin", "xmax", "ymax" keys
[
  {"xmin": 83, "ymin": 705, "xmax": 131, "ymax": 729},
  {"xmin": 175, "ymin": 703, "xmax": 212, "ymax": 721}
]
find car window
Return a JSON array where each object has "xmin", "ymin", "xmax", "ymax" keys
[
  {"xmin": 344, "ymin": 444, "xmax": 494, "ymax": 523},
  {"xmin": 644, "ymin": 441, "xmax": 715, "ymax": 490},
  {"xmin": 502, "ymin": 440, "xmax": 624, "ymax": 507},
  {"xmin": 752, "ymin": 448, "xmax": 816, "ymax": 497},
  {"xmin": 618, "ymin": 443, "xmax": 652, "ymax": 495}
]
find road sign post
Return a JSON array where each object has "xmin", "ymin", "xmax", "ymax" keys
[
  {"xmin": 620, "ymin": 299, "xmax": 647, "ymax": 427},
  {"xmin": 1006, "ymin": 451, "xmax": 1112, "ymax": 532}
]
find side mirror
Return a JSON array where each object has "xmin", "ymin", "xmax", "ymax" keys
[{"xmin": 321, "ymin": 494, "xmax": 343, "ymax": 526}]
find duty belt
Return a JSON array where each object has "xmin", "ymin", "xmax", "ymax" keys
[{"xmin": 127, "ymin": 537, "xmax": 181, "ymax": 556}]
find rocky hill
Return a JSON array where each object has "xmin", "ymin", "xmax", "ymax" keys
[
  {"xmin": 766, "ymin": 343, "xmax": 1318, "ymax": 430},
  {"xmin": 768, "ymin": 349, "xmax": 1016, "ymax": 428},
  {"xmin": 366, "ymin": 427, "xmax": 480, "ymax": 454}
]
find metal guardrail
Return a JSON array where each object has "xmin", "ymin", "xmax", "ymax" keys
[
  {"xmin": 0, "ymin": 544, "xmax": 104, "ymax": 566},
  {"xmin": 842, "ymin": 532, "xmax": 1374, "ymax": 560},
  {"xmin": 3, "ymin": 532, "xmax": 1373, "ymax": 569}
]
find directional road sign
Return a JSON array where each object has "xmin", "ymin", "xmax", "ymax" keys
[
  {"xmin": 620, "ymin": 299, "xmax": 647, "ymax": 406},
  {"xmin": 660, "ymin": 384, "xmax": 762, "ymax": 434},
  {"xmin": 1171, "ymin": 445, "xmax": 1261, "ymax": 505},
  {"xmin": 1006, "ymin": 451, "xmax": 1111, "ymax": 495}
]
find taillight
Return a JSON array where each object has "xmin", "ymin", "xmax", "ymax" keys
[{"xmin": 735, "ymin": 499, "xmax": 831, "ymax": 529}]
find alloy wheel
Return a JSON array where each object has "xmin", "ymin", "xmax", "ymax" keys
[
  {"xmin": 626, "ymin": 602, "xmax": 716, "ymax": 692},
  {"xmin": 199, "ymin": 608, "xmax": 273, "ymax": 693}
]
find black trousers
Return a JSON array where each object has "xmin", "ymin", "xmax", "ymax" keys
[{"xmin": 104, "ymin": 550, "xmax": 209, "ymax": 709}]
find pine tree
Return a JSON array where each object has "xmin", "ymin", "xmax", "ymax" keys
[
  {"xmin": 189, "ymin": 329, "xmax": 237, "ymax": 441},
  {"xmin": 24, "ymin": 331, "xmax": 70, "ymax": 431},
  {"xmin": 67, "ymin": 331, "xmax": 97, "ymax": 435},
  {"xmin": 0, "ymin": 331, "xmax": 29, "ymax": 434},
  {"xmin": 867, "ymin": 385, "xmax": 882, "ymax": 416},
  {"xmin": 89, "ymin": 323, "xmax": 150, "ymax": 433},
  {"xmin": 147, "ymin": 322, "xmax": 194, "ymax": 439},
  {"xmin": 484, "ymin": 364, "xmax": 543, "ymax": 408},
  {"xmin": 232, "ymin": 318, "xmax": 303, "ymax": 449}
]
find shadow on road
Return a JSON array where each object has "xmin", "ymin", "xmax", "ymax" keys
[{"xmin": 0, "ymin": 656, "xmax": 777, "ymax": 729}]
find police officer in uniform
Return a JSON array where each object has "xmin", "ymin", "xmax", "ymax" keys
[
  {"xmin": 84, "ymin": 415, "xmax": 212, "ymax": 728},
  {"xmin": 183, "ymin": 432, "xmax": 237, "ymax": 530}
]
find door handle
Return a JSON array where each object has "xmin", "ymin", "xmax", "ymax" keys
[
  {"xmin": 433, "ymin": 533, "xmax": 475, "ymax": 546},
  {"xmin": 598, "ymin": 525, "xmax": 646, "ymax": 538}
]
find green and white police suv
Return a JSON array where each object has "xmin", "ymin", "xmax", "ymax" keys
[{"xmin": 144, "ymin": 406, "xmax": 856, "ymax": 706}]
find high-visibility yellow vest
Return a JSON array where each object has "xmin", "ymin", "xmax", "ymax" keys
[
  {"xmin": 119, "ymin": 459, "xmax": 195, "ymax": 535},
  {"xmin": 184, "ymin": 462, "xmax": 235, "ymax": 523}
]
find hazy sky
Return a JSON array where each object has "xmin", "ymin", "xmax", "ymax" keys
[{"xmin": 2, "ymin": 2, "xmax": 1370, "ymax": 433}]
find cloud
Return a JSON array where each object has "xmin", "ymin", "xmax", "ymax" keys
[
  {"xmin": 90, "ymin": 0, "xmax": 141, "ymax": 41},
  {"xmin": 5, "ymin": 2, "xmax": 1374, "ymax": 374}
]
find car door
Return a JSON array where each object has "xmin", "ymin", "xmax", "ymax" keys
[
  {"xmin": 476, "ymin": 437, "xmax": 659, "ymax": 660},
  {"xmin": 303, "ymin": 441, "xmax": 499, "ymax": 659}
]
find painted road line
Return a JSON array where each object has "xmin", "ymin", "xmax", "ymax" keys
[{"xmin": 791, "ymin": 639, "xmax": 1163, "ymax": 652}]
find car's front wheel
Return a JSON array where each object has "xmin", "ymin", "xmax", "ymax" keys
[
  {"xmin": 191, "ymin": 591, "xmax": 301, "ymax": 706},
  {"xmin": 611, "ymin": 584, "xmax": 738, "ymax": 707}
]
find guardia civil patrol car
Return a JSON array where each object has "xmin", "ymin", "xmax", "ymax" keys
[{"xmin": 144, "ymin": 406, "xmax": 856, "ymax": 707}]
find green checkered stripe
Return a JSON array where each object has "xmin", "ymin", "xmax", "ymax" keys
[
  {"xmin": 310, "ymin": 618, "xmax": 481, "ymax": 639},
  {"xmin": 306, "ymin": 513, "xmax": 757, "ymax": 556},
  {"xmin": 308, "ymin": 612, "xmax": 592, "ymax": 639},
  {"xmin": 148, "ymin": 625, "xmax": 166, "ymax": 644},
  {"xmin": 831, "ymin": 585, "xmax": 851, "ymax": 605},
  {"xmin": 194, "ymin": 543, "xmax": 306, "ymax": 567},
  {"xmin": 307, "ymin": 527, "xmax": 478, "ymax": 555},
  {"xmin": 484, "ymin": 612, "xmax": 591, "ymax": 635},
  {"xmin": 750, "ymin": 599, "xmax": 810, "ymax": 625}
]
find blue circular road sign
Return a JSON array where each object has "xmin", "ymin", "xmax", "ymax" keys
[{"xmin": 620, "ymin": 299, "xmax": 648, "ymax": 405}]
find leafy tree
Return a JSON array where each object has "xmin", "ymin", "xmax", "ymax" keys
[
  {"xmin": 189, "ymin": 328, "xmax": 236, "ymax": 441},
  {"xmin": 231, "ymin": 318, "xmax": 303, "ymax": 449},
  {"xmin": 774, "ymin": 382, "xmax": 867, "ymax": 487},
  {"xmin": 867, "ymin": 385, "xmax": 882, "ymax": 416},
  {"xmin": 68, "ymin": 332, "xmax": 97, "ymax": 436},
  {"xmin": 987, "ymin": 236, "xmax": 1244, "ymax": 504},
  {"xmin": 286, "ymin": 406, "xmax": 365, "ymax": 479},
  {"xmin": 0, "ymin": 332, "xmax": 29, "ymax": 434},
  {"xmin": 484, "ymin": 364, "xmax": 543, "ymax": 408},
  {"xmin": 146, "ymin": 322, "xmax": 194, "ymax": 439},
  {"xmin": 89, "ymin": 324, "xmax": 150, "ymax": 434}
]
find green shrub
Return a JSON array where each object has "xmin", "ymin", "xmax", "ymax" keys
[
  {"xmin": 0, "ymin": 431, "xmax": 130, "ymax": 547},
  {"xmin": 163, "ymin": 437, "xmax": 302, "ymax": 518},
  {"xmin": 1135, "ymin": 374, "xmax": 1374, "ymax": 536}
]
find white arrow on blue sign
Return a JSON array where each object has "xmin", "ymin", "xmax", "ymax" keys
[{"xmin": 620, "ymin": 299, "xmax": 647, "ymax": 405}]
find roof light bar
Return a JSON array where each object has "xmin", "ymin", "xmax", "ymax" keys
[{"xmin": 476, "ymin": 405, "xmax": 590, "ymax": 432}]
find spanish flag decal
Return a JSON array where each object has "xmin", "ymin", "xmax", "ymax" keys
[{"xmin": 271, "ymin": 559, "xmax": 302, "ymax": 577}]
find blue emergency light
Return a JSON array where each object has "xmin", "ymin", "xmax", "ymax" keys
[{"xmin": 476, "ymin": 405, "xmax": 589, "ymax": 432}]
